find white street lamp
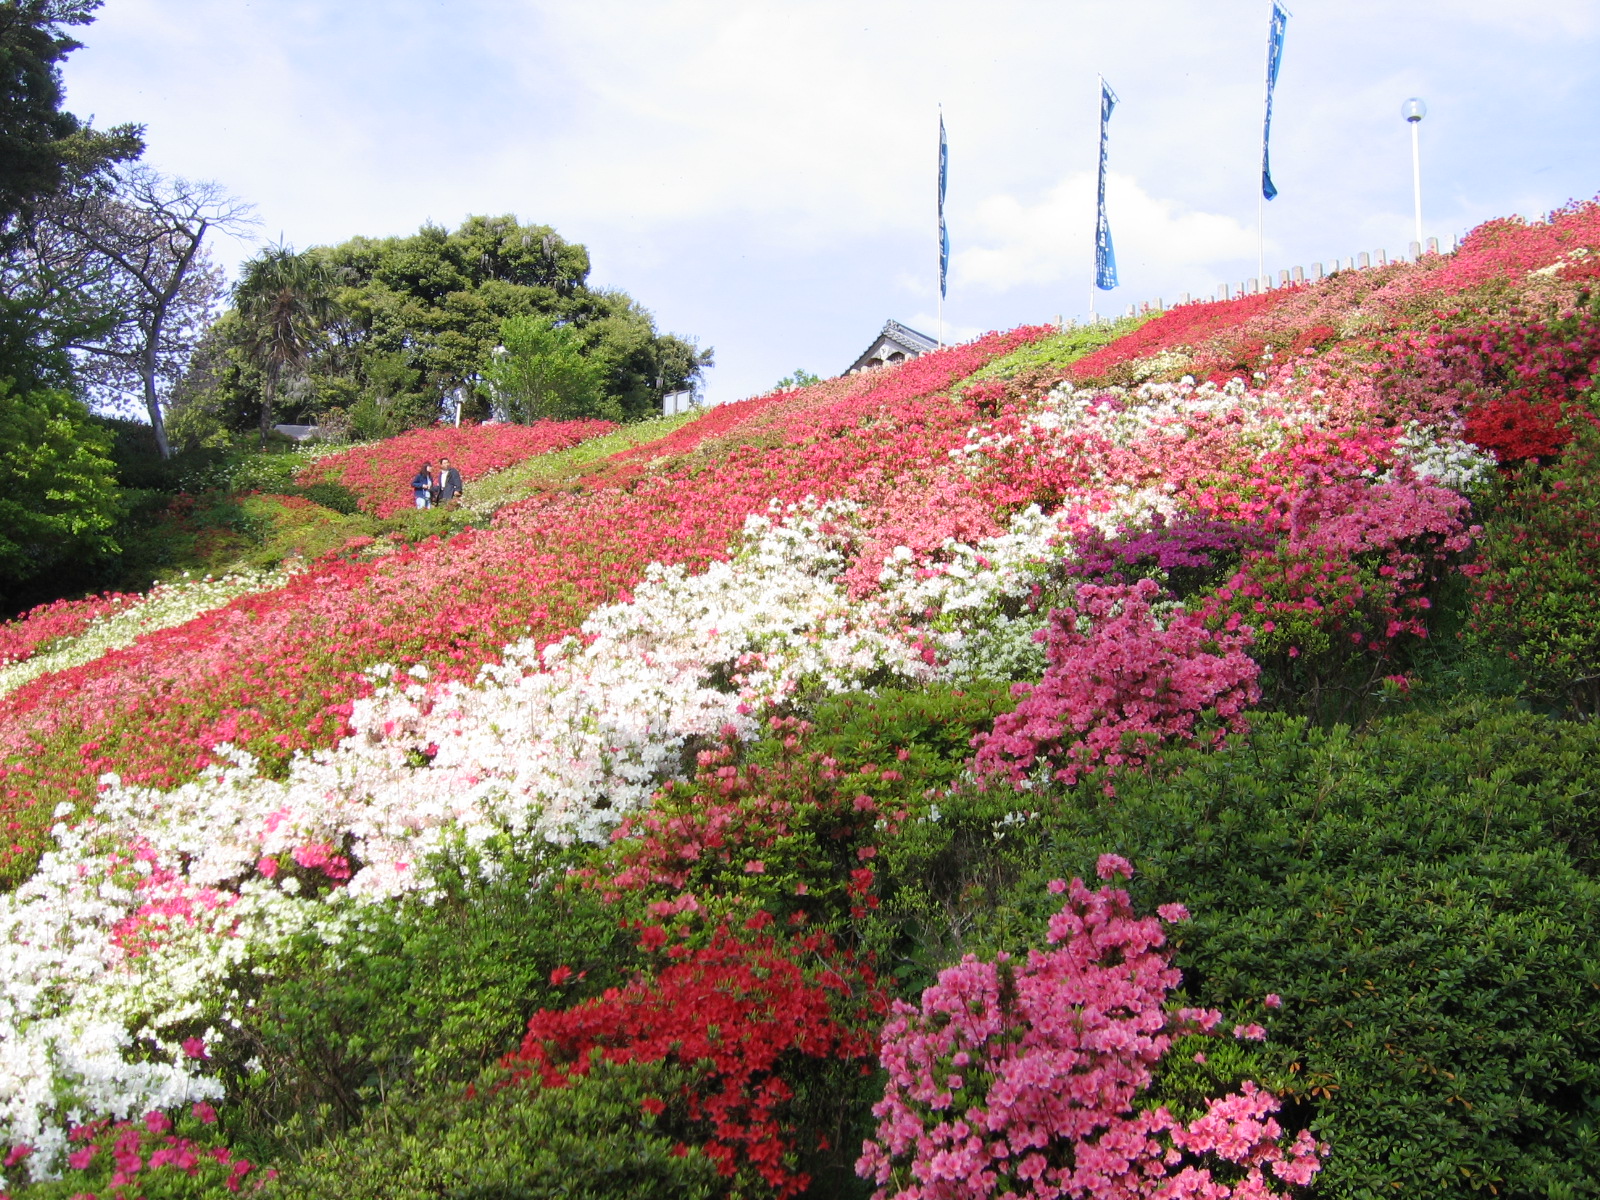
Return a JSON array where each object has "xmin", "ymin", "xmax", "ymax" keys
[{"xmin": 1402, "ymin": 98, "xmax": 1427, "ymax": 251}]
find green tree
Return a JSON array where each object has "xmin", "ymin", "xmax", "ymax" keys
[
  {"xmin": 233, "ymin": 244, "xmax": 335, "ymax": 445},
  {"xmin": 483, "ymin": 314, "xmax": 610, "ymax": 422},
  {"xmin": 0, "ymin": 1, "xmax": 140, "ymax": 231},
  {"xmin": 0, "ymin": 376, "xmax": 119, "ymax": 606},
  {"xmin": 1, "ymin": 0, "xmax": 142, "ymax": 391},
  {"xmin": 178, "ymin": 216, "xmax": 710, "ymax": 439},
  {"xmin": 774, "ymin": 367, "xmax": 821, "ymax": 390}
]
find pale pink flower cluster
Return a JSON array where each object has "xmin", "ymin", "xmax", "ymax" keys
[{"xmin": 858, "ymin": 865, "xmax": 1323, "ymax": 1200}]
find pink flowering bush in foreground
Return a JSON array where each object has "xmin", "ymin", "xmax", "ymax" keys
[
  {"xmin": 974, "ymin": 579, "xmax": 1260, "ymax": 790},
  {"xmin": 858, "ymin": 858, "xmax": 1323, "ymax": 1200}
]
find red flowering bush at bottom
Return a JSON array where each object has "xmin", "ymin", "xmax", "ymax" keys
[
  {"xmin": 507, "ymin": 927, "xmax": 882, "ymax": 1198},
  {"xmin": 857, "ymin": 859, "xmax": 1323, "ymax": 1200},
  {"xmin": 973, "ymin": 579, "xmax": 1259, "ymax": 790}
]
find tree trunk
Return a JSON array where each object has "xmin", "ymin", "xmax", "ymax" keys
[
  {"xmin": 259, "ymin": 370, "xmax": 276, "ymax": 448},
  {"xmin": 140, "ymin": 344, "xmax": 171, "ymax": 459}
]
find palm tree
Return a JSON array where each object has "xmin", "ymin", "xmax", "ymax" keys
[{"xmin": 233, "ymin": 244, "xmax": 334, "ymax": 445}]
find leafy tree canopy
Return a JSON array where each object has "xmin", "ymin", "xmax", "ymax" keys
[
  {"xmin": 0, "ymin": 375, "xmax": 119, "ymax": 606},
  {"xmin": 175, "ymin": 216, "xmax": 712, "ymax": 442},
  {"xmin": 0, "ymin": 0, "xmax": 141, "ymax": 231},
  {"xmin": 484, "ymin": 315, "xmax": 611, "ymax": 423}
]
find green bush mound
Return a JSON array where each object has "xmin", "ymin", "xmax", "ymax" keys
[
  {"xmin": 266, "ymin": 1059, "xmax": 722, "ymax": 1200},
  {"xmin": 877, "ymin": 700, "xmax": 1600, "ymax": 1199},
  {"xmin": 210, "ymin": 845, "xmax": 633, "ymax": 1163},
  {"xmin": 1467, "ymin": 426, "xmax": 1600, "ymax": 717}
]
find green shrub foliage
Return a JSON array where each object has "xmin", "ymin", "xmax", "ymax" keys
[
  {"xmin": 0, "ymin": 379, "xmax": 121, "ymax": 609},
  {"xmin": 1469, "ymin": 424, "xmax": 1600, "ymax": 715},
  {"xmin": 212, "ymin": 844, "xmax": 633, "ymax": 1160},
  {"xmin": 266, "ymin": 1059, "xmax": 722, "ymax": 1200},
  {"xmin": 878, "ymin": 700, "xmax": 1600, "ymax": 1199}
]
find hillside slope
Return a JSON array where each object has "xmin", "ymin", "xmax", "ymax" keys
[{"xmin": 5, "ymin": 205, "xmax": 1600, "ymax": 1199}]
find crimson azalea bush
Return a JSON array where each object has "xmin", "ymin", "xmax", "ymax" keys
[
  {"xmin": 508, "ymin": 925, "xmax": 885, "ymax": 1199},
  {"xmin": 973, "ymin": 579, "xmax": 1260, "ymax": 790},
  {"xmin": 297, "ymin": 419, "xmax": 615, "ymax": 517},
  {"xmin": 857, "ymin": 857, "xmax": 1322, "ymax": 1200}
]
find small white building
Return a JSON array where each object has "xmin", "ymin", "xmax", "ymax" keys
[{"xmin": 845, "ymin": 320, "xmax": 939, "ymax": 374}]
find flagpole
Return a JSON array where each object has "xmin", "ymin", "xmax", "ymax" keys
[
  {"xmin": 1258, "ymin": 192, "xmax": 1265, "ymax": 282},
  {"xmin": 1258, "ymin": 2, "xmax": 1289, "ymax": 284},
  {"xmin": 1091, "ymin": 76, "xmax": 1099, "ymax": 323},
  {"xmin": 936, "ymin": 105, "xmax": 941, "ymax": 346},
  {"xmin": 1257, "ymin": 2, "xmax": 1269, "ymax": 281}
]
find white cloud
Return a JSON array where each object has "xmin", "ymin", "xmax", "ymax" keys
[
  {"xmin": 903, "ymin": 313, "xmax": 986, "ymax": 345},
  {"xmin": 1444, "ymin": 0, "xmax": 1600, "ymax": 37},
  {"xmin": 955, "ymin": 172, "xmax": 1256, "ymax": 293}
]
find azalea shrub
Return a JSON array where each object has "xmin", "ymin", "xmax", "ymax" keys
[
  {"xmin": 1381, "ymin": 290, "xmax": 1600, "ymax": 465},
  {"xmin": 0, "ymin": 326, "xmax": 1046, "ymax": 883},
  {"xmin": 0, "ymin": 572, "xmax": 293, "ymax": 703},
  {"xmin": 209, "ymin": 842, "xmax": 633, "ymax": 1155},
  {"xmin": 508, "ymin": 926, "xmax": 885, "ymax": 1199},
  {"xmin": 1068, "ymin": 513, "xmax": 1265, "ymax": 600},
  {"xmin": 1201, "ymin": 474, "xmax": 1475, "ymax": 719},
  {"xmin": 4, "ymin": 1103, "xmax": 267, "ymax": 1198},
  {"xmin": 973, "ymin": 579, "xmax": 1260, "ymax": 789},
  {"xmin": 0, "ymin": 590, "xmax": 143, "ymax": 664},
  {"xmin": 264, "ymin": 1058, "xmax": 722, "ymax": 1200},
  {"xmin": 904, "ymin": 701, "xmax": 1600, "ymax": 1198},
  {"xmin": 858, "ymin": 860, "xmax": 1322, "ymax": 1200},
  {"xmin": 9, "ymin": 198, "xmax": 1600, "ymax": 1200}
]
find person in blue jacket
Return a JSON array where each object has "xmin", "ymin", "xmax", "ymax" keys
[
  {"xmin": 435, "ymin": 457, "xmax": 464, "ymax": 504},
  {"xmin": 410, "ymin": 462, "xmax": 434, "ymax": 509}
]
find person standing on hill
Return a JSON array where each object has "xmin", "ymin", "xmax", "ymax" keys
[
  {"xmin": 411, "ymin": 462, "xmax": 434, "ymax": 509},
  {"xmin": 436, "ymin": 457, "xmax": 464, "ymax": 505}
]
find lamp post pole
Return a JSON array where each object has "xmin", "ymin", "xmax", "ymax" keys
[{"xmin": 1403, "ymin": 98, "xmax": 1427, "ymax": 250}]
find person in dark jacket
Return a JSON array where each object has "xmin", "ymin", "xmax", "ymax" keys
[
  {"xmin": 410, "ymin": 462, "xmax": 433, "ymax": 509},
  {"xmin": 436, "ymin": 457, "xmax": 464, "ymax": 504}
]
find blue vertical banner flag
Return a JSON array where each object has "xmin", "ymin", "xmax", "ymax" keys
[
  {"xmin": 1094, "ymin": 78, "xmax": 1118, "ymax": 292},
  {"xmin": 938, "ymin": 114, "xmax": 949, "ymax": 299},
  {"xmin": 1260, "ymin": 1, "xmax": 1289, "ymax": 201}
]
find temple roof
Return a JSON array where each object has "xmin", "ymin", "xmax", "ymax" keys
[{"xmin": 845, "ymin": 320, "xmax": 939, "ymax": 374}]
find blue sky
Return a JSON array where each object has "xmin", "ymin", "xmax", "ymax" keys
[{"xmin": 60, "ymin": 0, "xmax": 1600, "ymax": 406}]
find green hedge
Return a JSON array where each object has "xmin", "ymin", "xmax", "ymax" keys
[{"xmin": 266, "ymin": 1059, "xmax": 722, "ymax": 1200}]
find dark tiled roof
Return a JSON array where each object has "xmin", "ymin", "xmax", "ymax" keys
[{"xmin": 845, "ymin": 320, "xmax": 939, "ymax": 374}]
